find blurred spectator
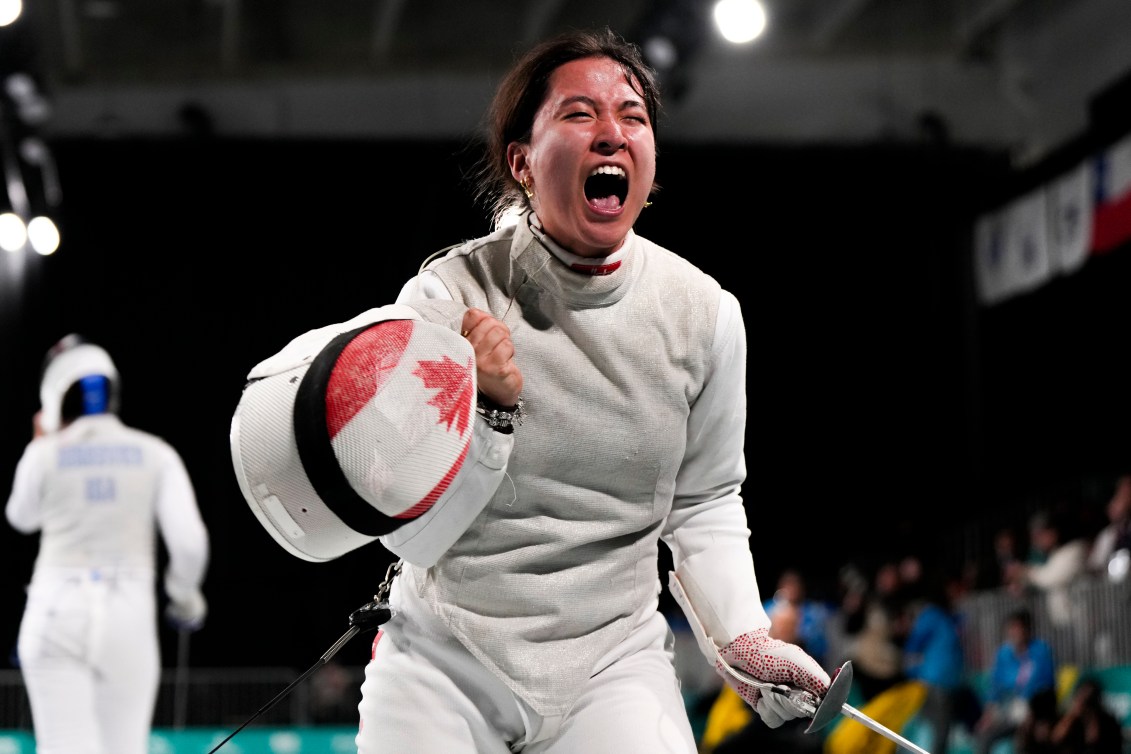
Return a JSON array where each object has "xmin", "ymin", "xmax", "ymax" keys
[
  {"xmin": 310, "ymin": 661, "xmax": 360, "ymax": 723},
  {"xmin": 839, "ymin": 561, "xmax": 906, "ymax": 702},
  {"xmin": 1048, "ymin": 676, "xmax": 1124, "ymax": 754},
  {"xmin": 992, "ymin": 525, "xmax": 1025, "ymax": 589},
  {"xmin": 1086, "ymin": 474, "xmax": 1131, "ymax": 583},
  {"xmin": 824, "ymin": 564, "xmax": 965, "ymax": 754},
  {"xmin": 767, "ymin": 596, "xmax": 802, "ymax": 644},
  {"xmin": 898, "ymin": 568, "xmax": 968, "ymax": 754},
  {"xmin": 847, "ymin": 603, "xmax": 905, "ymax": 701},
  {"xmin": 762, "ymin": 568, "xmax": 834, "ymax": 666},
  {"xmin": 897, "ymin": 554, "xmax": 924, "ymax": 602},
  {"xmin": 1025, "ymin": 516, "xmax": 1052, "ymax": 567},
  {"xmin": 874, "ymin": 560, "xmax": 904, "ymax": 604},
  {"xmin": 1004, "ymin": 509, "xmax": 1089, "ymax": 626},
  {"xmin": 972, "ymin": 608, "xmax": 1057, "ymax": 754},
  {"xmin": 828, "ymin": 564, "xmax": 869, "ymax": 664},
  {"xmin": 1014, "ymin": 687, "xmax": 1060, "ymax": 754}
]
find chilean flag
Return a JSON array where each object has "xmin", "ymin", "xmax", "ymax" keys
[{"xmin": 1091, "ymin": 133, "xmax": 1131, "ymax": 254}]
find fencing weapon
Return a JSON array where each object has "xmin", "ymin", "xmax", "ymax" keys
[
  {"xmin": 205, "ymin": 560, "xmax": 402, "ymax": 754},
  {"xmin": 719, "ymin": 658, "xmax": 932, "ymax": 754},
  {"xmin": 173, "ymin": 628, "xmax": 190, "ymax": 730}
]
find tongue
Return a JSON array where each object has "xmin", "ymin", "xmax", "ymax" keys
[{"xmin": 589, "ymin": 195, "xmax": 622, "ymax": 212}]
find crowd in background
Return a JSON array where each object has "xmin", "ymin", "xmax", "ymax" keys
[{"xmin": 690, "ymin": 472, "xmax": 1131, "ymax": 754}]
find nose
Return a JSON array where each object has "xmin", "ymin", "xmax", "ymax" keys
[{"xmin": 593, "ymin": 119, "xmax": 627, "ymax": 153}]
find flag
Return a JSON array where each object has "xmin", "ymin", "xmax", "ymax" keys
[
  {"xmin": 1091, "ymin": 133, "xmax": 1131, "ymax": 253},
  {"xmin": 1047, "ymin": 161, "xmax": 1092, "ymax": 274},
  {"xmin": 974, "ymin": 189, "xmax": 1051, "ymax": 305},
  {"xmin": 974, "ymin": 211, "xmax": 1008, "ymax": 305}
]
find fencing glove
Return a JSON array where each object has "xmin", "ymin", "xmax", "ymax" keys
[
  {"xmin": 716, "ymin": 627, "xmax": 830, "ymax": 728},
  {"xmin": 165, "ymin": 587, "xmax": 208, "ymax": 632}
]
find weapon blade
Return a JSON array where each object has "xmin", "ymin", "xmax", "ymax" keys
[{"xmin": 838, "ymin": 701, "xmax": 932, "ymax": 754}]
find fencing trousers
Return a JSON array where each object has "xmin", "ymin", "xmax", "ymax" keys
[
  {"xmin": 17, "ymin": 568, "xmax": 159, "ymax": 754},
  {"xmin": 356, "ymin": 587, "xmax": 698, "ymax": 753}
]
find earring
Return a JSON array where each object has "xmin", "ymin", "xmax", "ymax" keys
[
  {"xmin": 643, "ymin": 201, "xmax": 653, "ymax": 208},
  {"xmin": 520, "ymin": 178, "xmax": 534, "ymax": 200}
]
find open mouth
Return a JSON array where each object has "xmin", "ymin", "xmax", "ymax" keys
[{"xmin": 584, "ymin": 166, "xmax": 628, "ymax": 212}]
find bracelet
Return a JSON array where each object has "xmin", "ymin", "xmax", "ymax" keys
[{"xmin": 476, "ymin": 394, "xmax": 526, "ymax": 431}]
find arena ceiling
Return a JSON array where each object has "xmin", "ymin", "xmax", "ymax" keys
[{"xmin": 4, "ymin": 0, "xmax": 1131, "ymax": 163}]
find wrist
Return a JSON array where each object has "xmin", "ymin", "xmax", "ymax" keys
[{"xmin": 476, "ymin": 393, "xmax": 525, "ymax": 434}]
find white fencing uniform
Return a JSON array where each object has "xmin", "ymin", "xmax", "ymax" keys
[
  {"xmin": 6, "ymin": 413, "xmax": 209, "ymax": 754},
  {"xmin": 356, "ymin": 212, "xmax": 770, "ymax": 751}
]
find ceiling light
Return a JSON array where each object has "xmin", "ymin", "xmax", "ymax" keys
[
  {"xmin": 0, "ymin": 212, "xmax": 28, "ymax": 252},
  {"xmin": 28, "ymin": 215, "xmax": 60, "ymax": 255},
  {"xmin": 0, "ymin": 0, "xmax": 21, "ymax": 26},
  {"xmin": 713, "ymin": 0, "xmax": 767, "ymax": 44}
]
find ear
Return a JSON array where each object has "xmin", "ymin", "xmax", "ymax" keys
[{"xmin": 506, "ymin": 142, "xmax": 529, "ymax": 184}]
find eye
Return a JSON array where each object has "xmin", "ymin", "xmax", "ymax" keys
[
  {"xmin": 565, "ymin": 111, "xmax": 594, "ymax": 120},
  {"xmin": 620, "ymin": 107, "xmax": 649, "ymax": 125}
]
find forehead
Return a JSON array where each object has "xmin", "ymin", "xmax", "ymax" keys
[{"xmin": 543, "ymin": 56, "xmax": 642, "ymax": 105}]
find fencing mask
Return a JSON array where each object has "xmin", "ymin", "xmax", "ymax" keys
[
  {"xmin": 230, "ymin": 304, "xmax": 476, "ymax": 562},
  {"xmin": 39, "ymin": 334, "xmax": 121, "ymax": 434}
]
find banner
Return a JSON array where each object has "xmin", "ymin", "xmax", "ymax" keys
[
  {"xmin": 972, "ymin": 130, "xmax": 1131, "ymax": 306},
  {"xmin": 974, "ymin": 189, "xmax": 1051, "ymax": 305},
  {"xmin": 1047, "ymin": 161, "xmax": 1093, "ymax": 274},
  {"xmin": 1091, "ymin": 132, "xmax": 1131, "ymax": 253}
]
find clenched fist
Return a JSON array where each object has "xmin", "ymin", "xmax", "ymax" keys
[{"xmin": 461, "ymin": 308, "xmax": 523, "ymax": 408}]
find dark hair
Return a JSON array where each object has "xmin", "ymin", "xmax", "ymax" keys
[
  {"xmin": 1006, "ymin": 608, "xmax": 1033, "ymax": 632},
  {"xmin": 1028, "ymin": 687, "xmax": 1059, "ymax": 719},
  {"xmin": 1074, "ymin": 677, "xmax": 1105, "ymax": 707},
  {"xmin": 473, "ymin": 27, "xmax": 662, "ymax": 227}
]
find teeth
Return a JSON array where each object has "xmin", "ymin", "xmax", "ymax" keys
[{"xmin": 588, "ymin": 166, "xmax": 626, "ymax": 178}]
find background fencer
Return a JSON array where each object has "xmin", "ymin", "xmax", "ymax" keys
[
  {"xmin": 230, "ymin": 27, "xmax": 830, "ymax": 753},
  {"xmin": 5, "ymin": 335, "xmax": 210, "ymax": 754}
]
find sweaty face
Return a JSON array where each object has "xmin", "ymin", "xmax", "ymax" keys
[{"xmin": 508, "ymin": 56, "xmax": 656, "ymax": 258}]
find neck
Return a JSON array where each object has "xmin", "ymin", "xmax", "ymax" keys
[{"xmin": 526, "ymin": 213, "xmax": 628, "ymax": 276}]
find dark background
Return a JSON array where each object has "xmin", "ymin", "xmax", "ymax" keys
[{"xmin": 1, "ymin": 133, "xmax": 1128, "ymax": 673}]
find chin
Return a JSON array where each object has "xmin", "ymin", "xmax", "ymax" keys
[
  {"xmin": 584, "ymin": 219, "xmax": 635, "ymax": 249},
  {"xmin": 579, "ymin": 235, "xmax": 627, "ymax": 257}
]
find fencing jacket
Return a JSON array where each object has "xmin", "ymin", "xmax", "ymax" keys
[
  {"xmin": 6, "ymin": 414, "xmax": 209, "ymax": 600},
  {"xmin": 383, "ymin": 212, "xmax": 769, "ymax": 716}
]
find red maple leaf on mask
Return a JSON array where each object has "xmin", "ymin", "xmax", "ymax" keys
[{"xmin": 413, "ymin": 356, "xmax": 474, "ymax": 435}]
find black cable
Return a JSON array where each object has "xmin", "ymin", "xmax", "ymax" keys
[{"xmin": 206, "ymin": 597, "xmax": 391, "ymax": 754}]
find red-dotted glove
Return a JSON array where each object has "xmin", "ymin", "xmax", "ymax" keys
[{"xmin": 717, "ymin": 627, "xmax": 831, "ymax": 728}]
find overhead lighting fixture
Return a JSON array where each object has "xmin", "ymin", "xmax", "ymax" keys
[
  {"xmin": 713, "ymin": 0, "xmax": 767, "ymax": 44},
  {"xmin": 28, "ymin": 215, "xmax": 59, "ymax": 255},
  {"xmin": 0, "ymin": 211, "xmax": 27, "ymax": 252},
  {"xmin": 629, "ymin": 0, "xmax": 709, "ymax": 102},
  {"xmin": 0, "ymin": 0, "xmax": 21, "ymax": 27},
  {"xmin": 5, "ymin": 73, "xmax": 52, "ymax": 126}
]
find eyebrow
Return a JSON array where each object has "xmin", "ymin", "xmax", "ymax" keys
[{"xmin": 558, "ymin": 95, "xmax": 647, "ymax": 113}]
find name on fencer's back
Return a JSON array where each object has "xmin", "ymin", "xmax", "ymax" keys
[{"xmin": 57, "ymin": 445, "xmax": 143, "ymax": 467}]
